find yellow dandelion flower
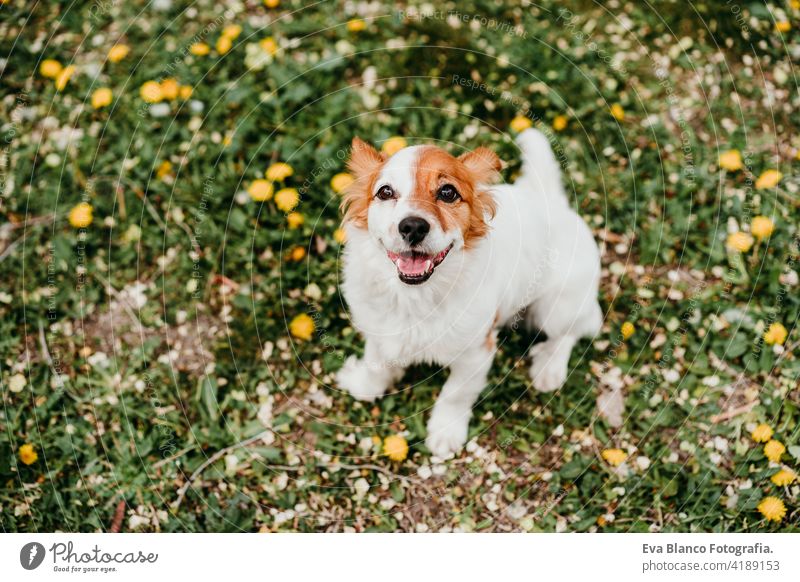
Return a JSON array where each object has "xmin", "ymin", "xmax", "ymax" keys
[
  {"xmin": 39, "ymin": 59, "xmax": 62, "ymax": 79},
  {"xmin": 247, "ymin": 179, "xmax": 274, "ymax": 202},
  {"xmin": 264, "ymin": 0, "xmax": 280, "ymax": 7},
  {"xmin": 68, "ymin": 202, "xmax": 93, "ymax": 228},
  {"xmin": 601, "ymin": 448, "xmax": 627, "ymax": 466},
  {"xmin": 621, "ymin": 321, "xmax": 635, "ymax": 340},
  {"xmin": 333, "ymin": 228, "xmax": 347, "ymax": 243},
  {"xmin": 510, "ymin": 115, "xmax": 533, "ymax": 132},
  {"xmin": 216, "ymin": 35, "xmax": 233, "ymax": 55},
  {"xmin": 764, "ymin": 439, "xmax": 785, "ymax": 463},
  {"xmin": 55, "ymin": 65, "xmax": 76, "ymax": 91},
  {"xmin": 179, "ymin": 85, "xmax": 193, "ymax": 99},
  {"xmin": 756, "ymin": 169, "xmax": 782, "ymax": 190},
  {"xmin": 751, "ymin": 216, "xmax": 775, "ymax": 240},
  {"xmin": 726, "ymin": 231, "xmax": 753, "ymax": 253},
  {"xmin": 764, "ymin": 322, "xmax": 788, "ymax": 346},
  {"xmin": 18, "ymin": 443, "xmax": 38, "ymax": 465},
  {"xmin": 140, "ymin": 81, "xmax": 163, "ymax": 103},
  {"xmin": 330, "ymin": 172, "xmax": 354, "ymax": 194},
  {"xmin": 289, "ymin": 313, "xmax": 315, "ymax": 341},
  {"xmin": 771, "ymin": 468, "xmax": 796, "ymax": 487},
  {"xmin": 347, "ymin": 18, "xmax": 367, "ymax": 32},
  {"xmin": 266, "ymin": 162, "xmax": 294, "ymax": 182},
  {"xmin": 275, "ymin": 188, "xmax": 300, "ymax": 212},
  {"xmin": 288, "ymin": 246, "xmax": 306, "ymax": 262},
  {"xmin": 190, "ymin": 43, "xmax": 210, "ymax": 56},
  {"xmin": 757, "ymin": 496, "xmax": 786, "ymax": 522},
  {"xmin": 718, "ymin": 149, "xmax": 743, "ymax": 171},
  {"xmin": 286, "ymin": 212, "xmax": 304, "ymax": 229},
  {"xmin": 610, "ymin": 103, "xmax": 625, "ymax": 121},
  {"xmin": 776, "ymin": 21, "xmax": 792, "ymax": 33},
  {"xmin": 222, "ymin": 24, "xmax": 242, "ymax": 40},
  {"xmin": 91, "ymin": 87, "xmax": 112, "ymax": 109},
  {"xmin": 382, "ymin": 136, "xmax": 407, "ymax": 156},
  {"xmin": 260, "ymin": 37, "xmax": 278, "ymax": 56},
  {"xmin": 160, "ymin": 78, "xmax": 180, "ymax": 101},
  {"xmin": 751, "ymin": 423, "xmax": 774, "ymax": 443},
  {"xmin": 107, "ymin": 44, "xmax": 130, "ymax": 63},
  {"xmin": 383, "ymin": 435, "xmax": 409, "ymax": 462},
  {"xmin": 552, "ymin": 115, "xmax": 568, "ymax": 131},
  {"xmin": 156, "ymin": 160, "xmax": 172, "ymax": 180}
]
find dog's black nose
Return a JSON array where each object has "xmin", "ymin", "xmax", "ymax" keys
[{"xmin": 398, "ymin": 216, "xmax": 430, "ymax": 246}]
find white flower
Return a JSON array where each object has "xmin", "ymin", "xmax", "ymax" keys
[
  {"xmin": 149, "ymin": 103, "xmax": 171, "ymax": 118},
  {"xmin": 8, "ymin": 373, "xmax": 26, "ymax": 393},
  {"xmin": 353, "ymin": 477, "xmax": 369, "ymax": 500},
  {"xmin": 635, "ymin": 456, "xmax": 651, "ymax": 470}
]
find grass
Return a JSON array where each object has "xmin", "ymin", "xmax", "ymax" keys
[{"xmin": 0, "ymin": 0, "xmax": 798, "ymax": 532}]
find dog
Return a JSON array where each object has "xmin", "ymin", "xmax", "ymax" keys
[{"xmin": 336, "ymin": 128, "xmax": 602, "ymax": 458}]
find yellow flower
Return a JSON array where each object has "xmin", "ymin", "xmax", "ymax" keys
[
  {"xmin": 190, "ymin": 43, "xmax": 210, "ymax": 56},
  {"xmin": 330, "ymin": 172, "xmax": 354, "ymax": 194},
  {"xmin": 160, "ymin": 78, "xmax": 180, "ymax": 101},
  {"xmin": 383, "ymin": 435, "xmax": 409, "ymax": 461},
  {"xmin": 756, "ymin": 169, "xmax": 782, "ymax": 190},
  {"xmin": 248, "ymin": 179, "xmax": 274, "ymax": 202},
  {"xmin": 107, "ymin": 44, "xmax": 130, "ymax": 63},
  {"xmin": 510, "ymin": 115, "xmax": 533, "ymax": 132},
  {"xmin": 751, "ymin": 423, "xmax": 774, "ymax": 443},
  {"xmin": 55, "ymin": 65, "xmax": 76, "ymax": 91},
  {"xmin": 764, "ymin": 322, "xmax": 788, "ymax": 346},
  {"xmin": 718, "ymin": 149, "xmax": 743, "ymax": 171},
  {"xmin": 156, "ymin": 160, "xmax": 172, "ymax": 180},
  {"xmin": 757, "ymin": 496, "xmax": 786, "ymax": 522},
  {"xmin": 776, "ymin": 21, "xmax": 792, "ymax": 33},
  {"xmin": 764, "ymin": 439, "xmax": 785, "ymax": 463},
  {"xmin": 347, "ymin": 18, "xmax": 367, "ymax": 32},
  {"xmin": 39, "ymin": 59, "xmax": 62, "ymax": 79},
  {"xmin": 266, "ymin": 162, "xmax": 294, "ymax": 182},
  {"xmin": 216, "ymin": 35, "xmax": 233, "ymax": 55},
  {"xmin": 260, "ymin": 37, "xmax": 278, "ymax": 55},
  {"xmin": 771, "ymin": 468, "xmax": 797, "ymax": 486},
  {"xmin": 610, "ymin": 103, "xmax": 625, "ymax": 121},
  {"xmin": 552, "ymin": 115, "xmax": 568, "ymax": 131},
  {"xmin": 264, "ymin": 0, "xmax": 280, "ymax": 7},
  {"xmin": 288, "ymin": 246, "xmax": 306, "ymax": 262},
  {"xmin": 140, "ymin": 81, "xmax": 163, "ymax": 103},
  {"xmin": 286, "ymin": 212, "xmax": 304, "ymax": 229},
  {"xmin": 621, "ymin": 321, "xmax": 635, "ymax": 340},
  {"xmin": 751, "ymin": 216, "xmax": 775, "ymax": 239},
  {"xmin": 18, "ymin": 443, "xmax": 38, "ymax": 465},
  {"xmin": 726, "ymin": 231, "xmax": 753, "ymax": 253},
  {"xmin": 601, "ymin": 448, "xmax": 627, "ymax": 466},
  {"xmin": 275, "ymin": 188, "xmax": 300, "ymax": 212},
  {"xmin": 333, "ymin": 228, "xmax": 347, "ymax": 243},
  {"xmin": 222, "ymin": 24, "xmax": 242, "ymax": 39},
  {"xmin": 289, "ymin": 313, "xmax": 315, "ymax": 340},
  {"xmin": 382, "ymin": 136, "xmax": 407, "ymax": 156},
  {"xmin": 91, "ymin": 87, "xmax": 112, "ymax": 109},
  {"xmin": 179, "ymin": 85, "xmax": 193, "ymax": 99},
  {"xmin": 68, "ymin": 202, "xmax": 93, "ymax": 228}
]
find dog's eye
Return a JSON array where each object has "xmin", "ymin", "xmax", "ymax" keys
[
  {"xmin": 436, "ymin": 184, "xmax": 460, "ymax": 203},
  {"xmin": 375, "ymin": 185, "xmax": 395, "ymax": 200}
]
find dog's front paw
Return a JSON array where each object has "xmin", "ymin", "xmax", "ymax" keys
[
  {"xmin": 529, "ymin": 342, "xmax": 567, "ymax": 393},
  {"xmin": 425, "ymin": 407, "xmax": 469, "ymax": 458},
  {"xmin": 336, "ymin": 356, "xmax": 387, "ymax": 402}
]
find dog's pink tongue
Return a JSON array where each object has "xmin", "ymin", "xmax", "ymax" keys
[{"xmin": 396, "ymin": 255, "xmax": 430, "ymax": 276}]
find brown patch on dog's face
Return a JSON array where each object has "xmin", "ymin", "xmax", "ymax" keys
[
  {"xmin": 340, "ymin": 137, "xmax": 386, "ymax": 228},
  {"xmin": 410, "ymin": 146, "xmax": 501, "ymax": 248}
]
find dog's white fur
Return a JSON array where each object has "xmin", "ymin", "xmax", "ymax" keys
[{"xmin": 337, "ymin": 129, "xmax": 602, "ymax": 457}]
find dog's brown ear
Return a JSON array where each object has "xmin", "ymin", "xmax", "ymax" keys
[
  {"xmin": 459, "ymin": 147, "xmax": 502, "ymax": 185},
  {"xmin": 341, "ymin": 137, "xmax": 386, "ymax": 228}
]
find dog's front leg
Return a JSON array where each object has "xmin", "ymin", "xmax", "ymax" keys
[
  {"xmin": 336, "ymin": 338, "xmax": 403, "ymax": 403},
  {"xmin": 425, "ymin": 346, "xmax": 495, "ymax": 458}
]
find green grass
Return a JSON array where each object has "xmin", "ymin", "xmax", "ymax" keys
[{"xmin": 1, "ymin": 0, "xmax": 798, "ymax": 532}]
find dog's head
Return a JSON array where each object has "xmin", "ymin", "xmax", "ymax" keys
[{"xmin": 341, "ymin": 138, "xmax": 501, "ymax": 285}]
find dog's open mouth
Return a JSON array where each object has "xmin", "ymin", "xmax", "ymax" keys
[{"xmin": 387, "ymin": 244, "xmax": 453, "ymax": 285}]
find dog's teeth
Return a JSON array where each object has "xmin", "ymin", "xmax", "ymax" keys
[{"xmin": 424, "ymin": 260, "xmax": 432, "ymax": 273}]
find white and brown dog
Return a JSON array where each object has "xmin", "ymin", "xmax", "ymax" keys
[{"xmin": 337, "ymin": 128, "xmax": 602, "ymax": 457}]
